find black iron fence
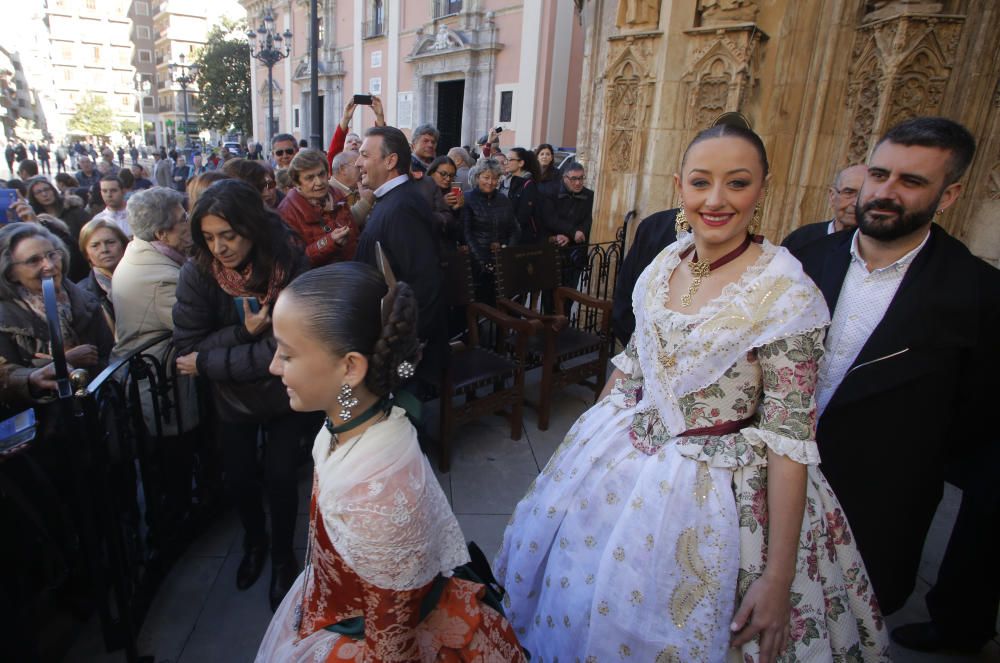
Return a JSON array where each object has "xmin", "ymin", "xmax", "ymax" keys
[{"xmin": 560, "ymin": 215, "xmax": 630, "ymax": 336}]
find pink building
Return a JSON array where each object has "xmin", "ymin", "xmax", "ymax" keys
[{"xmin": 240, "ymin": 0, "xmax": 584, "ymax": 153}]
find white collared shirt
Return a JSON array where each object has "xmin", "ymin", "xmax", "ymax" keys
[
  {"xmin": 815, "ymin": 229, "xmax": 930, "ymax": 415},
  {"xmin": 93, "ymin": 207, "xmax": 132, "ymax": 237},
  {"xmin": 373, "ymin": 173, "xmax": 409, "ymax": 199}
]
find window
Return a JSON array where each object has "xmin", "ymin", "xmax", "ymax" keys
[
  {"xmin": 137, "ymin": 26, "xmax": 150, "ymax": 40},
  {"xmin": 85, "ymin": 0, "xmax": 96, "ymax": 10},
  {"xmin": 318, "ymin": 17, "xmax": 324, "ymax": 44},
  {"xmin": 135, "ymin": 1, "xmax": 149, "ymax": 16},
  {"xmin": 120, "ymin": 94, "xmax": 132, "ymax": 106},
  {"xmin": 60, "ymin": 43, "xmax": 73, "ymax": 60},
  {"xmin": 433, "ymin": 0, "xmax": 462, "ymax": 18},
  {"xmin": 138, "ymin": 49, "xmax": 152, "ymax": 63},
  {"xmin": 293, "ymin": 106, "xmax": 300, "ymax": 130},
  {"xmin": 63, "ymin": 68, "xmax": 73, "ymax": 81},
  {"xmin": 143, "ymin": 96, "xmax": 153, "ymax": 108},
  {"xmin": 92, "ymin": 46, "xmax": 102, "ymax": 60},
  {"xmin": 499, "ymin": 90, "xmax": 513, "ymax": 123}
]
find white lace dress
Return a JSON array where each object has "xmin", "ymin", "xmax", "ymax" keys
[{"xmin": 494, "ymin": 237, "xmax": 891, "ymax": 662}]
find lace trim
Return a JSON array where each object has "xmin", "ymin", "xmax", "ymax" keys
[{"xmin": 742, "ymin": 427, "xmax": 821, "ymax": 465}]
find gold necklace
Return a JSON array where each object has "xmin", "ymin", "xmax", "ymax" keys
[{"xmin": 678, "ymin": 234, "xmax": 755, "ymax": 307}]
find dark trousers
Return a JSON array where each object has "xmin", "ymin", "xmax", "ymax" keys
[
  {"xmin": 926, "ymin": 445, "xmax": 1000, "ymax": 644},
  {"xmin": 218, "ymin": 412, "xmax": 319, "ymax": 563}
]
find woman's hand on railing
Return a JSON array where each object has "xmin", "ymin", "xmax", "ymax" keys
[
  {"xmin": 176, "ymin": 352, "xmax": 199, "ymax": 376},
  {"xmin": 28, "ymin": 362, "xmax": 58, "ymax": 393},
  {"xmin": 36, "ymin": 344, "xmax": 98, "ymax": 368},
  {"xmin": 244, "ymin": 301, "xmax": 271, "ymax": 336}
]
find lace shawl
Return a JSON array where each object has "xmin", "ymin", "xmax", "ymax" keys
[
  {"xmin": 631, "ymin": 233, "xmax": 829, "ymax": 437},
  {"xmin": 313, "ymin": 407, "xmax": 469, "ymax": 591}
]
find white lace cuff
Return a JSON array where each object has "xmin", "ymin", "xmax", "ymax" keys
[
  {"xmin": 742, "ymin": 427, "xmax": 820, "ymax": 466},
  {"xmin": 611, "ymin": 350, "xmax": 641, "ymax": 377}
]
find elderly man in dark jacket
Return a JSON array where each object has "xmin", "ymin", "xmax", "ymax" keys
[{"xmin": 540, "ymin": 162, "xmax": 593, "ymax": 303}]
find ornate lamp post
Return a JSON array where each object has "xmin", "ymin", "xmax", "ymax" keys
[
  {"xmin": 132, "ymin": 74, "xmax": 152, "ymax": 147},
  {"xmin": 247, "ymin": 7, "xmax": 292, "ymax": 151},
  {"xmin": 169, "ymin": 54, "xmax": 199, "ymax": 147}
]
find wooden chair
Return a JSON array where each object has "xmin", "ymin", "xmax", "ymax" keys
[
  {"xmin": 493, "ymin": 243, "xmax": 613, "ymax": 431},
  {"xmin": 428, "ymin": 249, "xmax": 539, "ymax": 472}
]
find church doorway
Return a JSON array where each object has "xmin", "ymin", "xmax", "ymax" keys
[{"xmin": 436, "ymin": 80, "xmax": 465, "ymax": 154}]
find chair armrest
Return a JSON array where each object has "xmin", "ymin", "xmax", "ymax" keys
[
  {"xmin": 495, "ymin": 297, "xmax": 568, "ymax": 331},
  {"xmin": 467, "ymin": 302, "xmax": 541, "ymax": 336},
  {"xmin": 555, "ymin": 286, "xmax": 613, "ymax": 312}
]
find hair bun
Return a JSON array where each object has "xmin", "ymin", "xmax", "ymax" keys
[{"xmin": 712, "ymin": 111, "xmax": 753, "ymax": 131}]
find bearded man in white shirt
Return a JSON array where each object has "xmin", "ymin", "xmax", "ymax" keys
[{"xmin": 793, "ymin": 116, "xmax": 1000, "ymax": 653}]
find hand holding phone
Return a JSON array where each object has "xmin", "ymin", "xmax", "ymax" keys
[{"xmin": 234, "ymin": 296, "xmax": 261, "ymax": 323}]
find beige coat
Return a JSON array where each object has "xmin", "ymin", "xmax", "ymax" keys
[{"xmin": 112, "ymin": 238, "xmax": 199, "ymax": 435}]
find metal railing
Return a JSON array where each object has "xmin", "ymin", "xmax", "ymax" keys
[{"xmin": 559, "ymin": 216, "xmax": 629, "ymax": 336}]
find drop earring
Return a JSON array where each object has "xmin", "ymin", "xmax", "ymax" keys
[{"xmin": 337, "ymin": 383, "xmax": 359, "ymax": 421}]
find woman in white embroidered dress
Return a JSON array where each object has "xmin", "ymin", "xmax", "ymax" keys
[
  {"xmin": 494, "ymin": 121, "xmax": 891, "ymax": 662},
  {"xmin": 257, "ymin": 262, "xmax": 526, "ymax": 662}
]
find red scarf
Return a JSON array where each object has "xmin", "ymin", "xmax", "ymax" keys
[{"xmin": 210, "ymin": 259, "xmax": 287, "ymax": 305}]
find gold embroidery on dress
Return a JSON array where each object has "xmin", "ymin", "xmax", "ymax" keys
[
  {"xmin": 655, "ymin": 645, "xmax": 682, "ymax": 663},
  {"xmin": 669, "ymin": 527, "xmax": 719, "ymax": 629}
]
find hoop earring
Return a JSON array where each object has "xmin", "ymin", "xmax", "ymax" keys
[
  {"xmin": 675, "ymin": 204, "xmax": 690, "ymax": 234},
  {"xmin": 748, "ymin": 201, "xmax": 763, "ymax": 236},
  {"xmin": 337, "ymin": 383, "xmax": 359, "ymax": 421}
]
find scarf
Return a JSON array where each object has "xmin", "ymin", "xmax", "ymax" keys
[
  {"xmin": 93, "ymin": 268, "xmax": 112, "ymax": 295},
  {"xmin": 210, "ymin": 258, "xmax": 287, "ymax": 305},
  {"xmin": 150, "ymin": 240, "xmax": 187, "ymax": 266},
  {"xmin": 16, "ymin": 284, "xmax": 80, "ymax": 350}
]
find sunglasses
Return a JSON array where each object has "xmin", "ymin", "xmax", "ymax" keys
[{"xmin": 273, "ymin": 149, "xmax": 296, "ymax": 157}]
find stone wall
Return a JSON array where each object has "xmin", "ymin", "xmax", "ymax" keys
[{"xmin": 576, "ymin": 0, "xmax": 1000, "ymax": 266}]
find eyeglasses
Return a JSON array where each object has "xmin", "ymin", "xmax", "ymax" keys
[
  {"xmin": 12, "ymin": 249, "xmax": 61, "ymax": 269},
  {"xmin": 507, "ymin": 157, "xmax": 523, "ymax": 163},
  {"xmin": 273, "ymin": 149, "xmax": 296, "ymax": 157},
  {"xmin": 564, "ymin": 175, "xmax": 585, "ymax": 183},
  {"xmin": 433, "ymin": 171, "xmax": 456, "ymax": 180}
]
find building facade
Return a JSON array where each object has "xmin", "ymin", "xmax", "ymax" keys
[
  {"xmin": 241, "ymin": 0, "xmax": 585, "ymax": 153},
  {"xmin": 574, "ymin": 0, "xmax": 1000, "ymax": 264},
  {"xmin": 151, "ymin": 0, "xmax": 210, "ymax": 147}
]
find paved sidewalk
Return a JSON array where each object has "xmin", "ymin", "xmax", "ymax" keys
[{"xmin": 68, "ymin": 381, "xmax": 1000, "ymax": 662}]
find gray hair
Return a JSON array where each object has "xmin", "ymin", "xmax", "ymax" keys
[
  {"xmin": 447, "ymin": 146, "xmax": 472, "ymax": 168},
  {"xmin": 412, "ymin": 123, "xmax": 440, "ymax": 144},
  {"xmin": 0, "ymin": 222, "xmax": 70, "ymax": 301},
  {"xmin": 468, "ymin": 158, "xmax": 502, "ymax": 188},
  {"xmin": 332, "ymin": 150, "xmax": 359, "ymax": 173},
  {"xmin": 128, "ymin": 187, "xmax": 185, "ymax": 241},
  {"xmin": 346, "ymin": 132, "xmax": 361, "ymax": 144}
]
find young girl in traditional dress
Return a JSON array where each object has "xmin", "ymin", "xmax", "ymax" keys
[
  {"xmin": 256, "ymin": 261, "xmax": 526, "ymax": 662},
  {"xmin": 494, "ymin": 119, "xmax": 892, "ymax": 662}
]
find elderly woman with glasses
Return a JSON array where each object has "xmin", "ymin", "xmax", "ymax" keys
[
  {"xmin": 462, "ymin": 159, "xmax": 520, "ymax": 302},
  {"xmin": 277, "ymin": 148, "xmax": 359, "ymax": 267},
  {"xmin": 0, "ymin": 223, "xmax": 112, "ymax": 413},
  {"xmin": 426, "ymin": 155, "xmax": 465, "ymax": 249}
]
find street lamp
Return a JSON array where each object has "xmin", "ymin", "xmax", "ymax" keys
[
  {"xmin": 132, "ymin": 73, "xmax": 151, "ymax": 147},
  {"xmin": 168, "ymin": 53, "xmax": 199, "ymax": 148},
  {"xmin": 247, "ymin": 7, "xmax": 292, "ymax": 150}
]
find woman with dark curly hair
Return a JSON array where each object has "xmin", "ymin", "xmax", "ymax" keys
[
  {"xmin": 172, "ymin": 179, "xmax": 320, "ymax": 611},
  {"xmin": 257, "ymin": 261, "xmax": 527, "ymax": 662}
]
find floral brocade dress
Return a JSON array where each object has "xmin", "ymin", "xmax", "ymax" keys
[{"xmin": 494, "ymin": 236, "xmax": 891, "ymax": 662}]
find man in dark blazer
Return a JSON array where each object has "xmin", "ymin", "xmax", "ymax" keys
[
  {"xmin": 354, "ymin": 125, "xmax": 445, "ymax": 380},
  {"xmin": 793, "ymin": 117, "xmax": 1000, "ymax": 650},
  {"xmin": 782, "ymin": 164, "xmax": 866, "ymax": 253},
  {"xmin": 611, "ymin": 208, "xmax": 678, "ymax": 346}
]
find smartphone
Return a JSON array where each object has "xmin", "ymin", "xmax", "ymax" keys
[
  {"xmin": 494, "ymin": 125, "xmax": 504, "ymax": 133},
  {"xmin": 234, "ymin": 296, "xmax": 261, "ymax": 323},
  {"xmin": 353, "ymin": 94, "xmax": 373, "ymax": 106},
  {"xmin": 450, "ymin": 186, "xmax": 461, "ymax": 197},
  {"xmin": 0, "ymin": 189, "xmax": 18, "ymax": 223}
]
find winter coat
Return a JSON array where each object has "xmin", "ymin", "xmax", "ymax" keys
[{"xmin": 461, "ymin": 188, "xmax": 520, "ymax": 273}]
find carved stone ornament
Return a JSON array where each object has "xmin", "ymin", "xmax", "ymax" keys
[
  {"xmin": 410, "ymin": 24, "xmax": 465, "ymax": 57},
  {"xmin": 845, "ymin": 13, "xmax": 964, "ymax": 163},
  {"xmin": 601, "ymin": 36, "xmax": 657, "ymax": 172},
  {"xmin": 616, "ymin": 0, "xmax": 661, "ymax": 30},
  {"xmin": 697, "ymin": 0, "xmax": 759, "ymax": 26},
  {"xmin": 681, "ymin": 25, "xmax": 768, "ymax": 130}
]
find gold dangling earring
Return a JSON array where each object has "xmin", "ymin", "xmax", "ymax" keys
[
  {"xmin": 748, "ymin": 201, "xmax": 762, "ymax": 236},
  {"xmin": 675, "ymin": 204, "xmax": 690, "ymax": 234}
]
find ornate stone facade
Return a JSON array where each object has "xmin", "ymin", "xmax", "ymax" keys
[{"xmin": 575, "ymin": 0, "xmax": 1000, "ymax": 265}]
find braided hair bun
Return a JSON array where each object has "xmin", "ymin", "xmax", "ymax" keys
[{"xmin": 366, "ymin": 281, "xmax": 421, "ymax": 396}]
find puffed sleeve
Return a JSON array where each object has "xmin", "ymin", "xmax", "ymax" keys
[
  {"xmin": 741, "ymin": 328, "xmax": 825, "ymax": 465},
  {"xmin": 611, "ymin": 335, "xmax": 643, "ymax": 378}
]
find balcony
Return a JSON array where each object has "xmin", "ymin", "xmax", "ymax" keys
[
  {"xmin": 433, "ymin": 0, "xmax": 462, "ymax": 18},
  {"xmin": 363, "ymin": 19, "xmax": 384, "ymax": 39}
]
